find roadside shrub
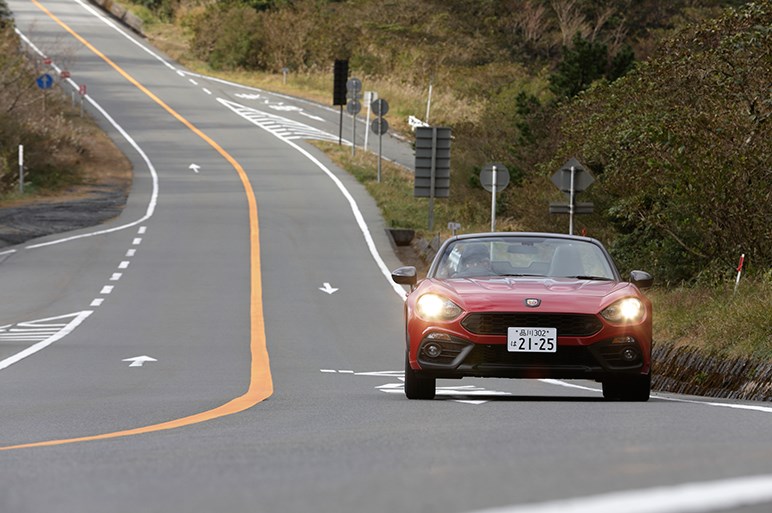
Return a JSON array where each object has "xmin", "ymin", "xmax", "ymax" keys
[
  {"xmin": 553, "ymin": 2, "xmax": 772, "ymax": 284},
  {"xmin": 190, "ymin": 3, "xmax": 262, "ymax": 70}
]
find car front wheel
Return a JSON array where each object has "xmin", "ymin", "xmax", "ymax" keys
[
  {"xmin": 602, "ymin": 374, "xmax": 651, "ymax": 402},
  {"xmin": 404, "ymin": 352, "xmax": 436, "ymax": 400}
]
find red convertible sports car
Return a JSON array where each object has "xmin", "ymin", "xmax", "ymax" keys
[{"xmin": 391, "ymin": 232, "xmax": 654, "ymax": 401}]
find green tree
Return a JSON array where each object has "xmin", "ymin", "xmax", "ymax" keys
[
  {"xmin": 554, "ymin": 1, "xmax": 771, "ymax": 283},
  {"xmin": 550, "ymin": 33, "xmax": 634, "ymax": 98}
]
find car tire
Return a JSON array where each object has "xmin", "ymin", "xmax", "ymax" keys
[
  {"xmin": 602, "ymin": 374, "xmax": 651, "ymax": 402},
  {"xmin": 404, "ymin": 352, "xmax": 436, "ymax": 400}
]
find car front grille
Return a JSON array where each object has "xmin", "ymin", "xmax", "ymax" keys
[{"xmin": 461, "ymin": 313, "xmax": 603, "ymax": 337}]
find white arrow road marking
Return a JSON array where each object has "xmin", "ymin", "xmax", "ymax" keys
[
  {"xmin": 322, "ymin": 369, "xmax": 511, "ymax": 404},
  {"xmin": 189, "ymin": 163, "xmax": 201, "ymax": 173},
  {"xmin": 319, "ymin": 283, "xmax": 339, "ymax": 294},
  {"xmin": 0, "ymin": 312, "xmax": 93, "ymax": 370},
  {"xmin": 122, "ymin": 356, "xmax": 158, "ymax": 368}
]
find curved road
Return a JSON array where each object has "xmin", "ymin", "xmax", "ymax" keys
[{"xmin": 1, "ymin": 1, "xmax": 771, "ymax": 512}]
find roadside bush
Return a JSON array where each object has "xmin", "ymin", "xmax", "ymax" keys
[
  {"xmin": 0, "ymin": 26, "xmax": 85, "ymax": 198},
  {"xmin": 190, "ymin": 3, "xmax": 261, "ymax": 70},
  {"xmin": 553, "ymin": 1, "xmax": 771, "ymax": 284}
]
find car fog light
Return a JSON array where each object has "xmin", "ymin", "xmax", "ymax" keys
[
  {"xmin": 621, "ymin": 347, "xmax": 639, "ymax": 362},
  {"xmin": 424, "ymin": 343, "xmax": 443, "ymax": 358}
]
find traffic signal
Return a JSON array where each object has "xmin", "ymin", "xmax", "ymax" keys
[{"xmin": 333, "ymin": 60, "xmax": 348, "ymax": 106}]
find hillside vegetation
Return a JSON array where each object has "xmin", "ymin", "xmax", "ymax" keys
[{"xmin": 133, "ymin": 0, "xmax": 770, "ymax": 286}]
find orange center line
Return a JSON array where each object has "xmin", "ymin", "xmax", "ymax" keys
[{"xmin": 0, "ymin": 0, "xmax": 273, "ymax": 452}]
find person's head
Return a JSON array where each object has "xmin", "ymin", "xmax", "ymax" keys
[{"xmin": 461, "ymin": 245, "xmax": 490, "ymax": 270}]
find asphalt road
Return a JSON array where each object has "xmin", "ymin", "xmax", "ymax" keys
[{"xmin": 1, "ymin": 1, "xmax": 771, "ymax": 513}]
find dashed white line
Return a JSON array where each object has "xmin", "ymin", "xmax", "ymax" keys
[
  {"xmin": 133, "ymin": 238, "xmax": 142, "ymax": 245},
  {"xmin": 189, "ymin": 78, "xmax": 198, "ymax": 86},
  {"xmin": 90, "ymin": 299, "xmax": 104, "ymax": 307},
  {"xmin": 118, "ymin": 261, "xmax": 130, "ymax": 269},
  {"xmin": 126, "ymin": 249, "xmax": 136, "ymax": 257},
  {"xmin": 110, "ymin": 273, "xmax": 122, "ymax": 281},
  {"xmin": 100, "ymin": 285, "xmax": 114, "ymax": 295},
  {"xmin": 203, "ymin": 88, "xmax": 212, "ymax": 95},
  {"xmin": 138, "ymin": 226, "xmax": 147, "ymax": 234}
]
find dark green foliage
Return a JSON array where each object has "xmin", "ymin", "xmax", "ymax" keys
[
  {"xmin": 549, "ymin": 34, "xmax": 635, "ymax": 98},
  {"xmin": 555, "ymin": 1, "xmax": 772, "ymax": 283},
  {"xmin": 0, "ymin": 0, "xmax": 11, "ymax": 28}
]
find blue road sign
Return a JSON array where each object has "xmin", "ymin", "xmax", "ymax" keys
[{"xmin": 36, "ymin": 73, "xmax": 54, "ymax": 90}]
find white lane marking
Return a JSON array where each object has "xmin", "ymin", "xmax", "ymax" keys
[
  {"xmin": 325, "ymin": 370, "xmax": 510, "ymax": 404},
  {"xmin": 540, "ymin": 379, "xmax": 772, "ymax": 415},
  {"xmin": 71, "ymin": 0, "xmax": 177, "ymax": 71},
  {"xmin": 126, "ymin": 249, "xmax": 136, "ymax": 257},
  {"xmin": 118, "ymin": 261, "xmax": 130, "ymax": 269},
  {"xmin": 218, "ymin": 99, "xmax": 342, "ymax": 144},
  {"xmin": 138, "ymin": 226, "xmax": 147, "ymax": 234},
  {"xmin": 654, "ymin": 394, "xmax": 772, "ymax": 414},
  {"xmin": 122, "ymin": 355, "xmax": 157, "ymax": 368},
  {"xmin": 110, "ymin": 273, "xmax": 122, "ymax": 281},
  {"xmin": 219, "ymin": 98, "xmax": 407, "ymax": 300},
  {"xmin": 100, "ymin": 285, "xmax": 114, "ymax": 294},
  {"xmin": 0, "ymin": 249, "xmax": 16, "ymax": 256},
  {"xmin": 90, "ymin": 298, "xmax": 104, "ymax": 307},
  {"xmin": 189, "ymin": 79, "xmax": 198, "ymax": 86},
  {"xmin": 466, "ymin": 474, "xmax": 772, "ymax": 513},
  {"xmin": 299, "ymin": 111, "xmax": 325, "ymax": 122},
  {"xmin": 202, "ymin": 88, "xmax": 212, "ymax": 95},
  {"xmin": 189, "ymin": 163, "xmax": 201, "ymax": 173},
  {"xmin": 0, "ymin": 312, "xmax": 93, "ymax": 370},
  {"xmin": 133, "ymin": 238, "xmax": 142, "ymax": 245},
  {"xmin": 15, "ymin": 30, "xmax": 159, "ymax": 250},
  {"xmin": 319, "ymin": 282, "xmax": 339, "ymax": 294}
]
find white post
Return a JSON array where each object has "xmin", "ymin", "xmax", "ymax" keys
[
  {"xmin": 364, "ymin": 91, "xmax": 374, "ymax": 152},
  {"xmin": 18, "ymin": 145, "xmax": 24, "ymax": 193},
  {"xmin": 491, "ymin": 165, "xmax": 497, "ymax": 232},
  {"xmin": 425, "ymin": 82, "xmax": 433, "ymax": 124},
  {"xmin": 734, "ymin": 254, "xmax": 745, "ymax": 294},
  {"xmin": 569, "ymin": 165, "xmax": 576, "ymax": 235}
]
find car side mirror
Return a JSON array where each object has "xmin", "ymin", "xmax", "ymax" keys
[
  {"xmin": 630, "ymin": 270, "xmax": 654, "ymax": 290},
  {"xmin": 391, "ymin": 266, "xmax": 417, "ymax": 289}
]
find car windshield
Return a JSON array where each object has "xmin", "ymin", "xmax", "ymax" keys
[{"xmin": 433, "ymin": 236, "xmax": 616, "ymax": 280}]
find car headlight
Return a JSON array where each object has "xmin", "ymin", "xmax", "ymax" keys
[
  {"xmin": 601, "ymin": 297, "xmax": 645, "ymax": 324},
  {"xmin": 416, "ymin": 294, "xmax": 462, "ymax": 321}
]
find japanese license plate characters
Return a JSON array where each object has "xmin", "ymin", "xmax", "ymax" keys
[{"xmin": 507, "ymin": 327, "xmax": 557, "ymax": 352}]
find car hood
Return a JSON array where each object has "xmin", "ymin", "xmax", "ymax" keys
[{"xmin": 432, "ymin": 277, "xmax": 631, "ymax": 313}]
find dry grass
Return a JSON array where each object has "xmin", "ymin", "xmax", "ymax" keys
[{"xmin": 650, "ymin": 277, "xmax": 772, "ymax": 359}]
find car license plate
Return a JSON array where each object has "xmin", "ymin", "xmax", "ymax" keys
[{"xmin": 507, "ymin": 327, "xmax": 557, "ymax": 352}]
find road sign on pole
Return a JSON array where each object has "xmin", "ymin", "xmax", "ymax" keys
[
  {"xmin": 481, "ymin": 163, "xmax": 509, "ymax": 231},
  {"xmin": 347, "ymin": 78, "xmax": 362, "ymax": 156},
  {"xmin": 549, "ymin": 157, "xmax": 594, "ymax": 235},
  {"xmin": 370, "ymin": 98, "xmax": 389, "ymax": 183},
  {"xmin": 414, "ymin": 127, "xmax": 451, "ymax": 230},
  {"xmin": 333, "ymin": 60, "xmax": 349, "ymax": 145}
]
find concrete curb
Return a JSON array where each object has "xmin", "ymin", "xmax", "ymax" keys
[{"xmin": 653, "ymin": 344, "xmax": 772, "ymax": 401}]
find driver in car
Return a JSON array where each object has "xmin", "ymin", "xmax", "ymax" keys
[{"xmin": 459, "ymin": 245, "xmax": 492, "ymax": 275}]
